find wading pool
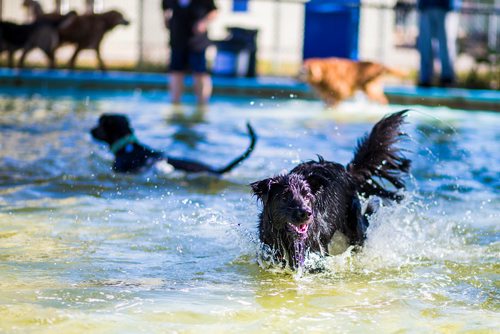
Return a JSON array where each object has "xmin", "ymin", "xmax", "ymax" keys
[{"xmin": 0, "ymin": 89, "xmax": 498, "ymax": 332}]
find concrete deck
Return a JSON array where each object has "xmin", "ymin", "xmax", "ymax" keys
[{"xmin": 0, "ymin": 68, "xmax": 498, "ymax": 111}]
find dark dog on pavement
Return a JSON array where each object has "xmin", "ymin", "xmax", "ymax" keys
[
  {"xmin": 91, "ymin": 113, "xmax": 257, "ymax": 174},
  {"xmin": 0, "ymin": 12, "xmax": 75, "ymax": 68},
  {"xmin": 21, "ymin": 1, "xmax": 127, "ymax": 70},
  {"xmin": 57, "ymin": 10, "xmax": 130, "ymax": 71},
  {"xmin": 251, "ymin": 110, "xmax": 411, "ymax": 270}
]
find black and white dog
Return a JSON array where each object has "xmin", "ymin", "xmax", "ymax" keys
[
  {"xmin": 91, "ymin": 113, "xmax": 257, "ymax": 174},
  {"xmin": 251, "ymin": 110, "xmax": 411, "ymax": 270}
]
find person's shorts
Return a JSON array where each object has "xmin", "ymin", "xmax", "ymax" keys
[{"xmin": 169, "ymin": 47, "xmax": 207, "ymax": 73}]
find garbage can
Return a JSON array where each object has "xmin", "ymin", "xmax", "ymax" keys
[
  {"xmin": 212, "ymin": 27, "xmax": 258, "ymax": 77},
  {"xmin": 303, "ymin": 0, "xmax": 360, "ymax": 60}
]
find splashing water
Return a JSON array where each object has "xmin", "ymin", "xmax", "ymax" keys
[{"xmin": 0, "ymin": 90, "xmax": 498, "ymax": 332}]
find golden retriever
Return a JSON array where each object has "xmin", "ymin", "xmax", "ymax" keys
[{"xmin": 300, "ymin": 57, "xmax": 407, "ymax": 107}]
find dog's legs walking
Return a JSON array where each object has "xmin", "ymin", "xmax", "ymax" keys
[
  {"xmin": 7, "ymin": 49, "xmax": 16, "ymax": 68},
  {"xmin": 95, "ymin": 44, "xmax": 106, "ymax": 71},
  {"xmin": 46, "ymin": 50, "xmax": 56, "ymax": 69},
  {"xmin": 18, "ymin": 47, "xmax": 33, "ymax": 68},
  {"xmin": 363, "ymin": 79, "xmax": 388, "ymax": 104},
  {"xmin": 68, "ymin": 45, "xmax": 82, "ymax": 69}
]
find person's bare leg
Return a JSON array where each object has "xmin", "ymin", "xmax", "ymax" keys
[
  {"xmin": 193, "ymin": 72, "xmax": 212, "ymax": 106},
  {"xmin": 170, "ymin": 71, "xmax": 185, "ymax": 104}
]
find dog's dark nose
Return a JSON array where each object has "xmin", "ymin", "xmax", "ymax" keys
[{"xmin": 295, "ymin": 208, "xmax": 312, "ymax": 221}]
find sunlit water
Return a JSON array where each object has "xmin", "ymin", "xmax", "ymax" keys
[{"xmin": 0, "ymin": 89, "xmax": 498, "ymax": 333}]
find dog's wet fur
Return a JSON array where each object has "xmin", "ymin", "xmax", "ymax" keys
[
  {"xmin": 251, "ymin": 111, "xmax": 411, "ymax": 270},
  {"xmin": 299, "ymin": 57, "xmax": 408, "ymax": 107},
  {"xmin": 91, "ymin": 113, "xmax": 256, "ymax": 174}
]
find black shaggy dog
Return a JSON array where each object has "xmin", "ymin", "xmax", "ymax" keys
[
  {"xmin": 251, "ymin": 110, "xmax": 411, "ymax": 270},
  {"xmin": 91, "ymin": 113, "xmax": 257, "ymax": 174}
]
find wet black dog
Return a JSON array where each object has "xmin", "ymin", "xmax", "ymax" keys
[
  {"xmin": 91, "ymin": 113, "xmax": 257, "ymax": 174},
  {"xmin": 251, "ymin": 110, "xmax": 411, "ymax": 270}
]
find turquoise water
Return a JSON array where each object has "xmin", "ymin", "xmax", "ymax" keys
[{"xmin": 0, "ymin": 89, "xmax": 498, "ymax": 333}]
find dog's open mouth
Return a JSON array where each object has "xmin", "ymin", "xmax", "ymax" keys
[{"xmin": 288, "ymin": 223, "xmax": 309, "ymax": 235}]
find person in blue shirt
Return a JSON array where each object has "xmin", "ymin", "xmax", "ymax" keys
[
  {"xmin": 417, "ymin": 0, "xmax": 458, "ymax": 87},
  {"xmin": 162, "ymin": 0, "xmax": 217, "ymax": 106}
]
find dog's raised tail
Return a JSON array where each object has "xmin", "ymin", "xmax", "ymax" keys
[
  {"xmin": 215, "ymin": 122, "xmax": 257, "ymax": 174},
  {"xmin": 347, "ymin": 110, "xmax": 411, "ymax": 200}
]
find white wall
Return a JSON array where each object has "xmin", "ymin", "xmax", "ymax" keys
[
  {"xmin": 2, "ymin": 0, "xmax": 421, "ymax": 75},
  {"xmin": 210, "ymin": 0, "xmax": 304, "ymax": 73},
  {"xmin": 359, "ymin": 0, "xmax": 418, "ymax": 70}
]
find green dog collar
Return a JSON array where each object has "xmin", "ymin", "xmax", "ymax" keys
[{"xmin": 110, "ymin": 134, "xmax": 138, "ymax": 154}]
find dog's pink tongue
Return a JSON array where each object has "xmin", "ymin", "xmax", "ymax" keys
[
  {"xmin": 288, "ymin": 223, "xmax": 309, "ymax": 234},
  {"xmin": 292, "ymin": 223, "xmax": 308, "ymax": 234},
  {"xmin": 298, "ymin": 224, "xmax": 308, "ymax": 233}
]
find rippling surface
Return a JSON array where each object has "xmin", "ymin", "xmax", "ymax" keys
[{"xmin": 0, "ymin": 89, "xmax": 498, "ymax": 333}]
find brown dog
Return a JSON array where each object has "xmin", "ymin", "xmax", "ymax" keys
[
  {"xmin": 56, "ymin": 10, "xmax": 129, "ymax": 71},
  {"xmin": 300, "ymin": 57, "xmax": 407, "ymax": 107}
]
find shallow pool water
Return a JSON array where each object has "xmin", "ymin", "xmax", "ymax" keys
[{"xmin": 0, "ymin": 89, "xmax": 498, "ymax": 333}]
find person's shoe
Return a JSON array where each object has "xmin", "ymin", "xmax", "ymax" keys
[
  {"xmin": 417, "ymin": 81, "xmax": 432, "ymax": 88},
  {"xmin": 439, "ymin": 77, "xmax": 455, "ymax": 88}
]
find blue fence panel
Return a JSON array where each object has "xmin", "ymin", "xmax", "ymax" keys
[{"xmin": 303, "ymin": 0, "xmax": 361, "ymax": 60}]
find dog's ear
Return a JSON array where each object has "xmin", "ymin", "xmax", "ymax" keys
[
  {"xmin": 250, "ymin": 178, "xmax": 274, "ymax": 200},
  {"xmin": 305, "ymin": 174, "xmax": 328, "ymax": 194},
  {"xmin": 251, "ymin": 176, "xmax": 284, "ymax": 201}
]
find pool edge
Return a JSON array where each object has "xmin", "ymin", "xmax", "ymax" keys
[{"xmin": 0, "ymin": 68, "xmax": 498, "ymax": 112}]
